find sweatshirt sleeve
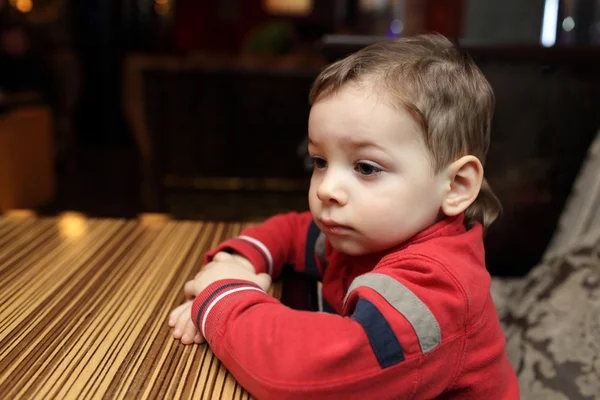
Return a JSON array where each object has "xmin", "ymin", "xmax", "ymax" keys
[
  {"xmin": 191, "ymin": 256, "xmax": 468, "ymax": 400},
  {"xmin": 204, "ymin": 211, "xmax": 323, "ymax": 280}
]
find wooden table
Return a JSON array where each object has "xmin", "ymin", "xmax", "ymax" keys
[{"xmin": 0, "ymin": 212, "xmax": 280, "ymax": 399}]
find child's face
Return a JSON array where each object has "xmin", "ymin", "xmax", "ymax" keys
[{"xmin": 308, "ymin": 83, "xmax": 447, "ymax": 256}]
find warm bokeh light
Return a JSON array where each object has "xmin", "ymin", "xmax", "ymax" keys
[
  {"xmin": 263, "ymin": 0, "xmax": 313, "ymax": 16},
  {"xmin": 154, "ymin": 1, "xmax": 170, "ymax": 16},
  {"xmin": 139, "ymin": 213, "xmax": 171, "ymax": 228},
  {"xmin": 58, "ymin": 212, "xmax": 88, "ymax": 239},
  {"xmin": 4, "ymin": 209, "xmax": 36, "ymax": 219},
  {"xmin": 15, "ymin": 0, "xmax": 33, "ymax": 13}
]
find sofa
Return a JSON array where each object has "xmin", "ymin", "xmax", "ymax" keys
[{"xmin": 491, "ymin": 130, "xmax": 600, "ymax": 399}]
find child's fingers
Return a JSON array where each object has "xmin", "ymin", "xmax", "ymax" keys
[
  {"xmin": 168, "ymin": 300, "xmax": 192, "ymax": 327},
  {"xmin": 180, "ymin": 319, "xmax": 198, "ymax": 345},
  {"xmin": 172, "ymin": 302, "xmax": 194, "ymax": 339},
  {"xmin": 193, "ymin": 333, "xmax": 205, "ymax": 344}
]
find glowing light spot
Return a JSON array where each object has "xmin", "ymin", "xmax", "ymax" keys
[
  {"xmin": 390, "ymin": 19, "xmax": 404, "ymax": 35},
  {"xmin": 541, "ymin": 0, "xmax": 559, "ymax": 47},
  {"xmin": 562, "ymin": 16, "xmax": 575, "ymax": 32},
  {"xmin": 15, "ymin": 0, "xmax": 33, "ymax": 13},
  {"xmin": 5, "ymin": 209, "xmax": 36, "ymax": 219},
  {"xmin": 155, "ymin": 1, "xmax": 170, "ymax": 15},
  {"xmin": 139, "ymin": 213, "xmax": 171, "ymax": 229},
  {"xmin": 263, "ymin": 0, "xmax": 313, "ymax": 15},
  {"xmin": 58, "ymin": 212, "xmax": 88, "ymax": 239}
]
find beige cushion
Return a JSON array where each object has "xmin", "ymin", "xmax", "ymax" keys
[
  {"xmin": 492, "ymin": 228, "xmax": 600, "ymax": 399},
  {"xmin": 544, "ymin": 130, "xmax": 600, "ymax": 260},
  {"xmin": 490, "ymin": 129, "xmax": 600, "ymax": 399}
]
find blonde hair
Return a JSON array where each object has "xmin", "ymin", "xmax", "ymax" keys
[{"xmin": 309, "ymin": 33, "xmax": 501, "ymax": 231}]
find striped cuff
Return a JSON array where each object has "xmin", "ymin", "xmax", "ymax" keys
[
  {"xmin": 191, "ymin": 279, "xmax": 267, "ymax": 342},
  {"xmin": 204, "ymin": 236, "xmax": 274, "ymax": 276}
]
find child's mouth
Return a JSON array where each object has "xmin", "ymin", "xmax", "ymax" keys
[{"xmin": 319, "ymin": 219, "xmax": 353, "ymax": 235}]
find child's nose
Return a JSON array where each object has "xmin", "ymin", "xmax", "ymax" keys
[{"xmin": 316, "ymin": 172, "xmax": 348, "ymax": 206}]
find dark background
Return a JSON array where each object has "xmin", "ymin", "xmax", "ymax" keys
[{"xmin": 1, "ymin": 0, "xmax": 599, "ymax": 277}]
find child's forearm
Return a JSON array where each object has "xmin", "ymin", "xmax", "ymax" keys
[{"xmin": 203, "ymin": 211, "xmax": 315, "ymax": 280}]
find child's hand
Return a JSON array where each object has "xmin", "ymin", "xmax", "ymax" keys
[
  {"xmin": 168, "ymin": 252, "xmax": 269, "ymax": 345},
  {"xmin": 184, "ymin": 252, "xmax": 272, "ymax": 297},
  {"xmin": 168, "ymin": 300, "xmax": 204, "ymax": 345}
]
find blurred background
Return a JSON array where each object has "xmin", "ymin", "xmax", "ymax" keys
[{"xmin": 1, "ymin": 0, "xmax": 599, "ymax": 277}]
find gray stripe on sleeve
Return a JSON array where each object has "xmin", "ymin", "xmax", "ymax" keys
[{"xmin": 343, "ymin": 273, "xmax": 441, "ymax": 353}]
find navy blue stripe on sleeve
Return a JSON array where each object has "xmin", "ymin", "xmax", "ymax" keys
[
  {"xmin": 194, "ymin": 282, "xmax": 256, "ymax": 330},
  {"xmin": 304, "ymin": 220, "xmax": 321, "ymax": 279},
  {"xmin": 351, "ymin": 298, "xmax": 405, "ymax": 368},
  {"xmin": 234, "ymin": 238, "xmax": 270, "ymax": 273}
]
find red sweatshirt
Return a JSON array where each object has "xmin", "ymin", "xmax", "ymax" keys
[{"xmin": 192, "ymin": 212, "xmax": 519, "ymax": 399}]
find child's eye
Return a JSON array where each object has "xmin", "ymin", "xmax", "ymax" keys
[
  {"xmin": 355, "ymin": 162, "xmax": 382, "ymax": 176},
  {"xmin": 312, "ymin": 157, "xmax": 327, "ymax": 170}
]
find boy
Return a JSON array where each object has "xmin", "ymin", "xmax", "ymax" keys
[{"xmin": 169, "ymin": 34, "xmax": 519, "ymax": 399}]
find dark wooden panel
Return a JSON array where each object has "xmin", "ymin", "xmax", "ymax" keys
[
  {"xmin": 476, "ymin": 59, "xmax": 600, "ymax": 276},
  {"xmin": 143, "ymin": 67, "xmax": 315, "ymax": 181}
]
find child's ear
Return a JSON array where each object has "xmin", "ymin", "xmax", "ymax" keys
[{"xmin": 441, "ymin": 155, "xmax": 483, "ymax": 217}]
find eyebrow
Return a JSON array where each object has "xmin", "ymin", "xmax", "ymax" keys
[
  {"xmin": 346, "ymin": 139, "xmax": 387, "ymax": 152},
  {"xmin": 309, "ymin": 137, "xmax": 388, "ymax": 153}
]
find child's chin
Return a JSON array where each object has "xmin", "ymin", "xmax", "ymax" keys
[{"xmin": 328, "ymin": 238, "xmax": 370, "ymax": 257}]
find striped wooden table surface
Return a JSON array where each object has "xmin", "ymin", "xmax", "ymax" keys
[{"xmin": 0, "ymin": 212, "xmax": 280, "ymax": 400}]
